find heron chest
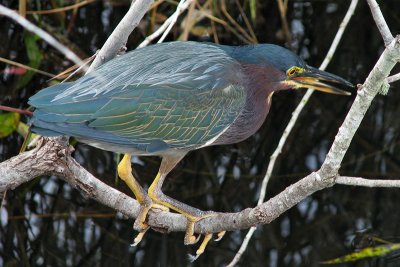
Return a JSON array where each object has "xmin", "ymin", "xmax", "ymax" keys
[{"xmin": 212, "ymin": 92, "xmax": 272, "ymax": 146}]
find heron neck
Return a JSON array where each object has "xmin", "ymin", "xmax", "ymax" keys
[{"xmin": 240, "ymin": 63, "xmax": 287, "ymax": 98}]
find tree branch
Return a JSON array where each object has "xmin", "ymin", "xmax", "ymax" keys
[
  {"xmin": 86, "ymin": 0, "xmax": 154, "ymax": 73},
  {"xmin": 0, "ymin": 137, "xmax": 327, "ymax": 234},
  {"xmin": 0, "ymin": 5, "xmax": 84, "ymax": 67},
  {"xmin": 387, "ymin": 72, "xmax": 400, "ymax": 83},
  {"xmin": 322, "ymin": 36, "xmax": 400, "ymax": 175},
  {"xmin": 336, "ymin": 176, "xmax": 400, "ymax": 187},
  {"xmin": 366, "ymin": 0, "xmax": 393, "ymax": 46},
  {"xmin": 137, "ymin": 0, "xmax": 193, "ymax": 48}
]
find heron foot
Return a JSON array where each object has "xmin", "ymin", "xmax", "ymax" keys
[
  {"xmin": 184, "ymin": 214, "xmax": 226, "ymax": 261},
  {"xmin": 131, "ymin": 199, "xmax": 170, "ymax": 245},
  {"xmin": 214, "ymin": 230, "xmax": 226, "ymax": 242},
  {"xmin": 146, "ymin": 155, "xmax": 225, "ymax": 258}
]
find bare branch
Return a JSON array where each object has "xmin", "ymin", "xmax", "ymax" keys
[
  {"xmin": 323, "ymin": 36, "xmax": 400, "ymax": 173},
  {"xmin": 227, "ymin": 0, "xmax": 359, "ymax": 265},
  {"xmin": 0, "ymin": 139, "xmax": 328, "ymax": 234},
  {"xmin": 0, "ymin": 56, "xmax": 54, "ymax": 77},
  {"xmin": 0, "ymin": 4, "xmax": 84, "ymax": 67},
  {"xmin": 366, "ymin": 0, "xmax": 393, "ymax": 46},
  {"xmin": 225, "ymin": 227, "xmax": 256, "ymax": 267},
  {"xmin": 86, "ymin": 0, "xmax": 154, "ymax": 73},
  {"xmin": 138, "ymin": 0, "xmax": 193, "ymax": 48},
  {"xmin": 157, "ymin": 0, "xmax": 192, "ymax": 43},
  {"xmin": 2, "ymin": 142, "xmax": 400, "ymax": 236},
  {"xmin": 336, "ymin": 176, "xmax": 400, "ymax": 187},
  {"xmin": 387, "ymin": 72, "xmax": 400, "ymax": 83}
]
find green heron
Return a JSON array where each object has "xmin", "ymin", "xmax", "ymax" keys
[{"xmin": 28, "ymin": 41, "xmax": 352, "ymax": 258}]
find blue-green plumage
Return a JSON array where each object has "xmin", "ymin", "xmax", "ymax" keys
[{"xmin": 30, "ymin": 42, "xmax": 248, "ymax": 154}]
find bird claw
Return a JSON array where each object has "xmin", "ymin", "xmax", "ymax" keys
[
  {"xmin": 133, "ymin": 198, "xmax": 170, "ymax": 232},
  {"xmin": 132, "ymin": 201, "xmax": 169, "ymax": 244},
  {"xmin": 184, "ymin": 233, "xmax": 199, "ymax": 245},
  {"xmin": 131, "ymin": 230, "xmax": 147, "ymax": 246},
  {"xmin": 185, "ymin": 233, "xmax": 201, "ymax": 245},
  {"xmin": 194, "ymin": 234, "xmax": 202, "ymax": 244},
  {"xmin": 184, "ymin": 220, "xmax": 202, "ymax": 245},
  {"xmin": 183, "ymin": 212, "xmax": 224, "ymax": 259},
  {"xmin": 188, "ymin": 233, "xmax": 213, "ymax": 262},
  {"xmin": 214, "ymin": 231, "xmax": 226, "ymax": 242}
]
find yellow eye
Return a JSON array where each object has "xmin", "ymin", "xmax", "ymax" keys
[{"xmin": 287, "ymin": 66, "xmax": 304, "ymax": 77}]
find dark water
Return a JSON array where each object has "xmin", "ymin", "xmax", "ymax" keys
[{"xmin": 1, "ymin": 0, "xmax": 400, "ymax": 266}]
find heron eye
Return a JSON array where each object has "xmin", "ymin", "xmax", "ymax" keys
[{"xmin": 287, "ymin": 66, "xmax": 303, "ymax": 77}]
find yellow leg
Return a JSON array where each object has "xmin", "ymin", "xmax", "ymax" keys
[
  {"xmin": 188, "ymin": 234, "xmax": 212, "ymax": 262},
  {"xmin": 118, "ymin": 154, "xmax": 163, "ymax": 243},
  {"xmin": 147, "ymin": 155, "xmax": 225, "ymax": 259},
  {"xmin": 118, "ymin": 154, "xmax": 168, "ymax": 209},
  {"xmin": 117, "ymin": 154, "xmax": 147, "ymax": 204}
]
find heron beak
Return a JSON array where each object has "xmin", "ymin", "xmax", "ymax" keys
[{"xmin": 290, "ymin": 66, "xmax": 353, "ymax": 95}]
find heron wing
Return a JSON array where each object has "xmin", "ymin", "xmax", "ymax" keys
[
  {"xmin": 29, "ymin": 42, "xmax": 247, "ymax": 153},
  {"xmin": 51, "ymin": 42, "xmax": 240, "ymax": 100}
]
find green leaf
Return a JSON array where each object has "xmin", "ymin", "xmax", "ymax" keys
[
  {"xmin": 15, "ymin": 33, "xmax": 43, "ymax": 89},
  {"xmin": 321, "ymin": 243, "xmax": 400, "ymax": 264},
  {"xmin": 0, "ymin": 112, "xmax": 20, "ymax": 138}
]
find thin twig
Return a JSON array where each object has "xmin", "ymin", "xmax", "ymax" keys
[
  {"xmin": 337, "ymin": 176, "xmax": 400, "ymax": 187},
  {"xmin": 220, "ymin": 0, "xmax": 254, "ymax": 43},
  {"xmin": 86, "ymin": 0, "xmax": 153, "ymax": 73},
  {"xmin": 226, "ymin": 0, "xmax": 359, "ymax": 265},
  {"xmin": 277, "ymin": 0, "xmax": 292, "ymax": 46},
  {"xmin": 61, "ymin": 53, "xmax": 97, "ymax": 83},
  {"xmin": 158, "ymin": 0, "xmax": 191, "ymax": 43},
  {"xmin": 195, "ymin": 1, "xmax": 227, "ymax": 26},
  {"xmin": 18, "ymin": 0, "xmax": 26, "ymax": 17},
  {"xmin": 0, "ymin": 56, "xmax": 54, "ymax": 77},
  {"xmin": 366, "ymin": 0, "xmax": 393, "ymax": 46},
  {"xmin": 66, "ymin": 0, "xmax": 81, "ymax": 34},
  {"xmin": 0, "ymin": 105, "xmax": 33, "ymax": 116},
  {"xmin": 26, "ymin": 0, "xmax": 96, "ymax": 15},
  {"xmin": 138, "ymin": 0, "xmax": 193, "ymax": 48},
  {"xmin": 180, "ymin": 0, "xmax": 196, "ymax": 41},
  {"xmin": 387, "ymin": 72, "xmax": 400, "ymax": 83},
  {"xmin": 48, "ymin": 54, "xmax": 95, "ymax": 81},
  {"xmin": 0, "ymin": 5, "xmax": 84, "ymax": 68},
  {"xmin": 150, "ymin": 0, "xmax": 166, "ymax": 10},
  {"xmin": 211, "ymin": 20, "xmax": 219, "ymax": 44},
  {"xmin": 234, "ymin": 0, "xmax": 258, "ymax": 43}
]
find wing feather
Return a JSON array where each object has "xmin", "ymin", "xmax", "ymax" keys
[{"xmin": 29, "ymin": 42, "xmax": 247, "ymax": 153}]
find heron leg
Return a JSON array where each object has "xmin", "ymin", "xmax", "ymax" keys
[
  {"xmin": 147, "ymin": 155, "xmax": 223, "ymax": 259},
  {"xmin": 118, "ymin": 154, "xmax": 148, "ymax": 204},
  {"xmin": 118, "ymin": 154, "xmax": 168, "ymax": 245}
]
